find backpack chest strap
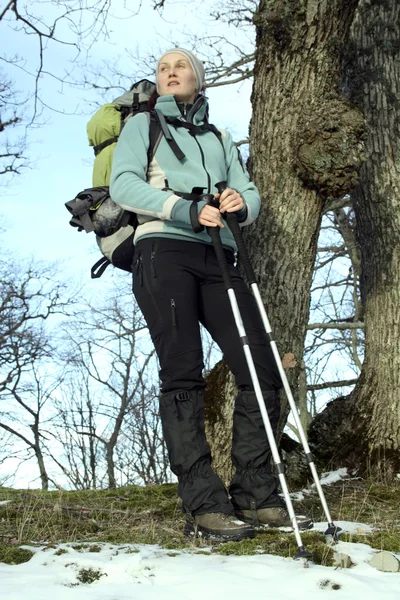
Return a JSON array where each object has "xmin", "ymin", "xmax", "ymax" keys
[{"xmin": 153, "ymin": 110, "xmax": 225, "ymax": 163}]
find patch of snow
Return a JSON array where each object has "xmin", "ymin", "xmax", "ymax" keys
[
  {"xmin": 288, "ymin": 467, "xmax": 351, "ymax": 502},
  {"xmin": 313, "ymin": 520, "xmax": 374, "ymax": 535},
  {"xmin": 315, "ymin": 467, "xmax": 349, "ymax": 486},
  {"xmin": 1, "ymin": 536, "xmax": 399, "ymax": 600},
  {"xmin": 0, "ymin": 500, "xmax": 12, "ymax": 506},
  {"xmin": 289, "ymin": 491, "xmax": 306, "ymax": 501}
]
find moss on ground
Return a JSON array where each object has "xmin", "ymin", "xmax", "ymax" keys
[
  {"xmin": 0, "ymin": 478, "xmax": 399, "ymax": 563},
  {"xmin": 217, "ymin": 530, "xmax": 335, "ymax": 566},
  {"xmin": 71, "ymin": 544, "xmax": 103, "ymax": 553},
  {"xmin": 0, "ymin": 544, "xmax": 34, "ymax": 565},
  {"xmin": 76, "ymin": 567, "xmax": 105, "ymax": 584}
]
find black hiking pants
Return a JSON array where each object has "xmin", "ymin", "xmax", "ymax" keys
[{"xmin": 133, "ymin": 238, "xmax": 284, "ymax": 514}]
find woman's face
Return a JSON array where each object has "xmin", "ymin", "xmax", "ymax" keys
[{"xmin": 157, "ymin": 53, "xmax": 197, "ymax": 104}]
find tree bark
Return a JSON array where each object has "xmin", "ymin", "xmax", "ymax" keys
[
  {"xmin": 36, "ymin": 444, "xmax": 49, "ymax": 491},
  {"xmin": 247, "ymin": 0, "xmax": 364, "ymax": 424},
  {"xmin": 204, "ymin": 362, "xmax": 236, "ymax": 486},
  {"xmin": 311, "ymin": 0, "xmax": 400, "ymax": 479}
]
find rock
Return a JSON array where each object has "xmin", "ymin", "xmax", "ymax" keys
[
  {"xmin": 356, "ymin": 527, "xmax": 366, "ymax": 534},
  {"xmin": 333, "ymin": 552, "xmax": 353, "ymax": 569},
  {"xmin": 369, "ymin": 551, "xmax": 400, "ymax": 573}
]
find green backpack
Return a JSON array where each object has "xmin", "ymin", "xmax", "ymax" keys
[{"xmin": 66, "ymin": 79, "xmax": 164, "ymax": 278}]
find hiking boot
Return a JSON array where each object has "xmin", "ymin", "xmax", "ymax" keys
[
  {"xmin": 236, "ymin": 506, "xmax": 313, "ymax": 530},
  {"xmin": 184, "ymin": 512, "xmax": 255, "ymax": 542}
]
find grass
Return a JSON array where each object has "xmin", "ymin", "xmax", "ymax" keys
[
  {"xmin": 0, "ymin": 543, "xmax": 34, "ymax": 565},
  {"xmin": 218, "ymin": 530, "xmax": 336, "ymax": 566},
  {"xmin": 0, "ymin": 477, "xmax": 399, "ymax": 566},
  {"xmin": 76, "ymin": 567, "xmax": 105, "ymax": 584}
]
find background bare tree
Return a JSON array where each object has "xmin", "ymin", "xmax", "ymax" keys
[
  {"xmin": 0, "ymin": 429, "xmax": 15, "ymax": 486},
  {"xmin": 51, "ymin": 374, "xmax": 104, "ymax": 490},
  {"xmin": 0, "ymin": 255, "xmax": 71, "ymax": 488},
  {"xmin": 115, "ymin": 384, "xmax": 171, "ymax": 486},
  {"xmin": 0, "ymin": 0, "xmax": 146, "ymax": 183},
  {"xmin": 295, "ymin": 201, "xmax": 363, "ymax": 436},
  {"xmin": 61, "ymin": 282, "xmax": 157, "ymax": 488}
]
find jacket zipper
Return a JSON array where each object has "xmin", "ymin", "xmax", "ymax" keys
[
  {"xmin": 151, "ymin": 246, "xmax": 157, "ymax": 278},
  {"xmin": 139, "ymin": 255, "xmax": 143, "ymax": 286},
  {"xmin": 192, "ymin": 136, "xmax": 211, "ymax": 194},
  {"xmin": 171, "ymin": 299, "xmax": 177, "ymax": 328}
]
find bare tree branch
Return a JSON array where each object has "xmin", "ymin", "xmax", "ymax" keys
[{"xmin": 307, "ymin": 379, "xmax": 358, "ymax": 391}]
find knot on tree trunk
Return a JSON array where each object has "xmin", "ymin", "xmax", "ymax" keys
[
  {"xmin": 295, "ymin": 98, "xmax": 366, "ymax": 198},
  {"xmin": 253, "ymin": 2, "xmax": 307, "ymax": 51},
  {"xmin": 280, "ymin": 432, "xmax": 312, "ymax": 488},
  {"xmin": 308, "ymin": 395, "xmax": 356, "ymax": 464},
  {"xmin": 308, "ymin": 392, "xmax": 400, "ymax": 481}
]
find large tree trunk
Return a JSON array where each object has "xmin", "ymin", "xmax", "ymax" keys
[
  {"xmin": 310, "ymin": 0, "xmax": 400, "ymax": 479},
  {"xmin": 204, "ymin": 362, "xmax": 236, "ymax": 487},
  {"xmin": 248, "ymin": 0, "xmax": 363, "ymax": 417},
  {"xmin": 206, "ymin": 0, "xmax": 365, "ymax": 482}
]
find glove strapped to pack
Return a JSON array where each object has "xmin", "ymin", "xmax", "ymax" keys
[{"xmin": 65, "ymin": 187, "xmax": 110, "ymax": 233}]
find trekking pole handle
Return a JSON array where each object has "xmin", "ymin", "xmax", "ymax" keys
[
  {"xmin": 215, "ymin": 180, "xmax": 227, "ymax": 196},
  {"xmin": 205, "ymin": 193, "xmax": 233, "ymax": 292},
  {"xmin": 215, "ymin": 182, "xmax": 258, "ymax": 285}
]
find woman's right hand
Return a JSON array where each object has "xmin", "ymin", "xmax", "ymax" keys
[{"xmin": 198, "ymin": 204, "xmax": 224, "ymax": 228}]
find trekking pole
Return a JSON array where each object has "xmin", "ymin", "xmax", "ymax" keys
[
  {"xmin": 205, "ymin": 193, "xmax": 313, "ymax": 561},
  {"xmin": 215, "ymin": 181, "xmax": 341, "ymax": 542}
]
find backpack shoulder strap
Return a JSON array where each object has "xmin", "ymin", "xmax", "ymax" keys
[
  {"xmin": 208, "ymin": 124, "xmax": 226, "ymax": 159},
  {"xmin": 147, "ymin": 111, "xmax": 163, "ymax": 168},
  {"xmin": 153, "ymin": 110, "xmax": 186, "ymax": 161}
]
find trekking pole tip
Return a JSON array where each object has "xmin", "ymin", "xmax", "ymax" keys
[
  {"xmin": 324, "ymin": 523, "xmax": 342, "ymax": 543},
  {"xmin": 294, "ymin": 546, "xmax": 313, "ymax": 562}
]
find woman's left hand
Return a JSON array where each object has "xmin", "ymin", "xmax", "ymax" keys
[{"xmin": 216, "ymin": 188, "xmax": 245, "ymax": 214}]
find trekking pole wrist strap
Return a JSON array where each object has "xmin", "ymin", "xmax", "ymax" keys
[
  {"xmin": 190, "ymin": 201, "xmax": 205, "ymax": 233},
  {"xmin": 173, "ymin": 189, "xmax": 209, "ymax": 233},
  {"xmin": 207, "ymin": 227, "xmax": 232, "ymax": 290},
  {"xmin": 226, "ymin": 212, "xmax": 257, "ymax": 284}
]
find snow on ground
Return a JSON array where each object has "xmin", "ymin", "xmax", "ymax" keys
[
  {"xmin": 317, "ymin": 468, "xmax": 350, "ymax": 486},
  {"xmin": 290, "ymin": 467, "xmax": 351, "ymax": 501},
  {"xmin": 1, "ymin": 531, "xmax": 399, "ymax": 600},
  {"xmin": 2, "ymin": 470, "xmax": 399, "ymax": 599},
  {"xmin": 313, "ymin": 521, "xmax": 373, "ymax": 535}
]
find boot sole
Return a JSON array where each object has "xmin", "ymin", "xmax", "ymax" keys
[
  {"xmin": 236, "ymin": 514, "xmax": 314, "ymax": 532},
  {"xmin": 255, "ymin": 520, "xmax": 314, "ymax": 532},
  {"xmin": 248, "ymin": 521, "xmax": 314, "ymax": 532},
  {"xmin": 184, "ymin": 520, "xmax": 255, "ymax": 542}
]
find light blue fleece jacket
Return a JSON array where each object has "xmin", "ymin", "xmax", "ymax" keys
[{"xmin": 109, "ymin": 94, "xmax": 260, "ymax": 251}]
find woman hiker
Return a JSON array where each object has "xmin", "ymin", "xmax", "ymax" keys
[{"xmin": 110, "ymin": 48, "xmax": 309, "ymax": 541}]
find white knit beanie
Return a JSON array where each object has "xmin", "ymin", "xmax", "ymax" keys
[{"xmin": 156, "ymin": 48, "xmax": 205, "ymax": 93}]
